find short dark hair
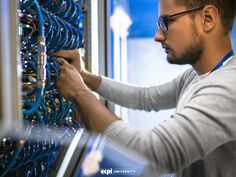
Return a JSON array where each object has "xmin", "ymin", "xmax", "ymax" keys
[{"xmin": 175, "ymin": 0, "xmax": 236, "ymax": 33}]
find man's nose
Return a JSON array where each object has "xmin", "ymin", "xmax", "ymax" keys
[{"xmin": 154, "ymin": 29, "xmax": 165, "ymax": 42}]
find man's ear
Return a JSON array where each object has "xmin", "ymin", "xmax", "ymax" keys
[{"xmin": 201, "ymin": 5, "xmax": 219, "ymax": 32}]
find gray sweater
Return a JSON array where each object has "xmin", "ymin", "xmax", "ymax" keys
[{"xmin": 96, "ymin": 56, "xmax": 236, "ymax": 177}]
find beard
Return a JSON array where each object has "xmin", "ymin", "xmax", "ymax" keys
[{"xmin": 167, "ymin": 23, "xmax": 203, "ymax": 65}]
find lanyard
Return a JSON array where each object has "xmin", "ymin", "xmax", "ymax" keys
[{"xmin": 210, "ymin": 50, "xmax": 234, "ymax": 73}]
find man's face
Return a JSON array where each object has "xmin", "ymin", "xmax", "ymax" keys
[{"xmin": 155, "ymin": 0, "xmax": 203, "ymax": 65}]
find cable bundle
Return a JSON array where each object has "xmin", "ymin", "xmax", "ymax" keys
[{"xmin": 0, "ymin": 0, "xmax": 84, "ymax": 176}]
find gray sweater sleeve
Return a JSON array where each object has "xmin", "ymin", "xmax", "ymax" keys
[
  {"xmin": 103, "ymin": 64, "xmax": 236, "ymax": 172},
  {"xmin": 96, "ymin": 69, "xmax": 194, "ymax": 111}
]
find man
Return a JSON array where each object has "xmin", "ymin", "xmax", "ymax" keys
[{"xmin": 53, "ymin": 0, "xmax": 236, "ymax": 176}]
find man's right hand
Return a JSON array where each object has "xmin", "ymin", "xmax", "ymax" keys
[{"xmin": 51, "ymin": 49, "xmax": 102, "ymax": 91}]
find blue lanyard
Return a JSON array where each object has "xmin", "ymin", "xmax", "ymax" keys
[{"xmin": 210, "ymin": 50, "xmax": 234, "ymax": 73}]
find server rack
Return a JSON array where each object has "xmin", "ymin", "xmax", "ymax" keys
[
  {"xmin": 0, "ymin": 0, "xmax": 126, "ymax": 176},
  {"xmin": 0, "ymin": 0, "xmax": 89, "ymax": 176}
]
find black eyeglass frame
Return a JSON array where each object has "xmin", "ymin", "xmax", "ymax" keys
[{"xmin": 158, "ymin": 6, "xmax": 204, "ymax": 32}]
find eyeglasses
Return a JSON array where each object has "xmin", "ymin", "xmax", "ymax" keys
[{"xmin": 157, "ymin": 6, "xmax": 204, "ymax": 32}]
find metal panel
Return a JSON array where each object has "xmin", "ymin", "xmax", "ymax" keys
[{"xmin": 0, "ymin": 0, "xmax": 22, "ymax": 137}]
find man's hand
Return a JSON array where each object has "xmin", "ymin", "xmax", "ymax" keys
[
  {"xmin": 52, "ymin": 49, "xmax": 102, "ymax": 91},
  {"xmin": 57, "ymin": 58, "xmax": 88, "ymax": 102},
  {"xmin": 51, "ymin": 49, "xmax": 85, "ymax": 72},
  {"xmin": 56, "ymin": 58, "xmax": 119, "ymax": 133}
]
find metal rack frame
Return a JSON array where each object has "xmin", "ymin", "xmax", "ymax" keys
[{"xmin": 0, "ymin": 0, "xmax": 22, "ymax": 138}]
